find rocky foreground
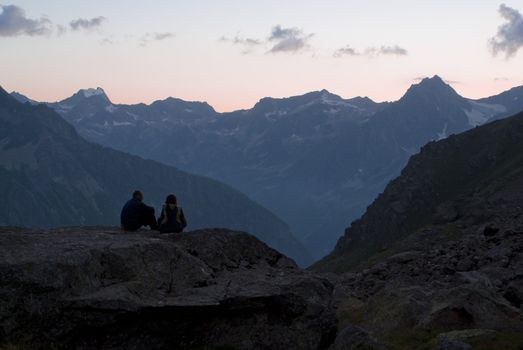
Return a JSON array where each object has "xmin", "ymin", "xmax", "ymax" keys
[
  {"xmin": 331, "ymin": 220, "xmax": 523, "ymax": 350},
  {"xmin": 313, "ymin": 110, "xmax": 523, "ymax": 349},
  {"xmin": 1, "ymin": 224, "xmax": 522, "ymax": 349},
  {"xmin": 0, "ymin": 227, "xmax": 336, "ymax": 349}
]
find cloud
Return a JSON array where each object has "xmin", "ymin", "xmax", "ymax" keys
[
  {"xmin": 489, "ymin": 4, "xmax": 523, "ymax": 57},
  {"xmin": 56, "ymin": 24, "xmax": 67, "ymax": 36},
  {"xmin": 333, "ymin": 45, "xmax": 359, "ymax": 58},
  {"xmin": 268, "ymin": 25, "xmax": 314, "ymax": 53},
  {"xmin": 0, "ymin": 4, "xmax": 52, "ymax": 37},
  {"xmin": 219, "ymin": 26, "xmax": 313, "ymax": 54},
  {"xmin": 219, "ymin": 34, "xmax": 263, "ymax": 54},
  {"xmin": 364, "ymin": 45, "xmax": 408, "ymax": 57},
  {"xmin": 140, "ymin": 32, "xmax": 175, "ymax": 47},
  {"xmin": 220, "ymin": 35, "xmax": 262, "ymax": 46},
  {"xmin": 69, "ymin": 16, "xmax": 106, "ymax": 31},
  {"xmin": 494, "ymin": 76, "xmax": 510, "ymax": 81},
  {"xmin": 375, "ymin": 45, "xmax": 408, "ymax": 56},
  {"xmin": 100, "ymin": 37, "xmax": 114, "ymax": 45},
  {"xmin": 334, "ymin": 44, "xmax": 408, "ymax": 58}
]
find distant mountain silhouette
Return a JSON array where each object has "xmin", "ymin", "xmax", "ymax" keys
[
  {"xmin": 20, "ymin": 76, "xmax": 523, "ymax": 259},
  {"xmin": 10, "ymin": 91, "xmax": 38, "ymax": 105},
  {"xmin": 0, "ymin": 87, "xmax": 311, "ymax": 266}
]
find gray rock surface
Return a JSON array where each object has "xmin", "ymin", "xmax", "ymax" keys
[
  {"xmin": 0, "ymin": 227, "xmax": 337, "ymax": 349},
  {"xmin": 330, "ymin": 324, "xmax": 388, "ymax": 350},
  {"xmin": 314, "ymin": 110, "xmax": 523, "ymax": 348},
  {"xmin": 430, "ymin": 329, "xmax": 498, "ymax": 350},
  {"xmin": 331, "ymin": 220, "xmax": 523, "ymax": 348}
]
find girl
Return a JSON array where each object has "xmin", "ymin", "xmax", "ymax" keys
[{"xmin": 158, "ymin": 194, "xmax": 187, "ymax": 233}]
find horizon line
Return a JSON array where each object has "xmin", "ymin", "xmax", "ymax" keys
[{"xmin": 5, "ymin": 77, "xmax": 521, "ymax": 114}]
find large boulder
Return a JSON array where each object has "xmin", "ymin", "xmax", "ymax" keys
[{"xmin": 0, "ymin": 227, "xmax": 337, "ymax": 349}]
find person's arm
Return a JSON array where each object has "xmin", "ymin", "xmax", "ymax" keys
[
  {"xmin": 144, "ymin": 203, "xmax": 159, "ymax": 230},
  {"xmin": 158, "ymin": 207, "xmax": 164, "ymax": 226}
]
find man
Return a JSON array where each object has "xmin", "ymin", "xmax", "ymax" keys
[{"xmin": 120, "ymin": 190, "xmax": 159, "ymax": 231}]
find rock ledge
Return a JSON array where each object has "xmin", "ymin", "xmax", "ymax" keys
[{"xmin": 0, "ymin": 226, "xmax": 336, "ymax": 350}]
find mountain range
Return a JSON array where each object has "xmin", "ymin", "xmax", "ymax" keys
[
  {"xmin": 0, "ymin": 87, "xmax": 311, "ymax": 266},
  {"xmin": 11, "ymin": 76, "xmax": 523, "ymax": 259}
]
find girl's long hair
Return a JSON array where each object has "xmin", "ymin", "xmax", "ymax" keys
[{"xmin": 165, "ymin": 194, "xmax": 177, "ymax": 205}]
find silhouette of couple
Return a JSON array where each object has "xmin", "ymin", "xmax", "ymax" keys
[{"xmin": 120, "ymin": 190, "xmax": 187, "ymax": 233}]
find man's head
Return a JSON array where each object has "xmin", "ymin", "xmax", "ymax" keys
[{"xmin": 132, "ymin": 190, "xmax": 143, "ymax": 201}]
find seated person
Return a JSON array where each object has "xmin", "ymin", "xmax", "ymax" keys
[
  {"xmin": 158, "ymin": 194, "xmax": 187, "ymax": 233},
  {"xmin": 120, "ymin": 190, "xmax": 159, "ymax": 231}
]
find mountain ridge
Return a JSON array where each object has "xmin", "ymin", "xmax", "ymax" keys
[{"xmin": 9, "ymin": 79, "xmax": 523, "ymax": 115}]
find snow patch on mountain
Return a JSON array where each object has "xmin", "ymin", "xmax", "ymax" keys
[
  {"xmin": 464, "ymin": 100, "xmax": 507, "ymax": 127},
  {"xmin": 287, "ymin": 134, "xmax": 304, "ymax": 143},
  {"xmin": 265, "ymin": 110, "xmax": 288, "ymax": 119},
  {"xmin": 105, "ymin": 105, "xmax": 117, "ymax": 113},
  {"xmin": 400, "ymin": 146, "xmax": 418, "ymax": 155},
  {"xmin": 437, "ymin": 122, "xmax": 448, "ymax": 140},
  {"xmin": 126, "ymin": 112, "xmax": 140, "ymax": 120},
  {"xmin": 82, "ymin": 88, "xmax": 105, "ymax": 98},
  {"xmin": 464, "ymin": 109, "xmax": 489, "ymax": 127},
  {"xmin": 320, "ymin": 94, "xmax": 358, "ymax": 109},
  {"xmin": 56, "ymin": 104, "xmax": 73, "ymax": 112},
  {"xmin": 113, "ymin": 121, "xmax": 133, "ymax": 127}
]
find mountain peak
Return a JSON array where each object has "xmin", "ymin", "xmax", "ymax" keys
[
  {"xmin": 10, "ymin": 91, "xmax": 38, "ymax": 105},
  {"xmin": 346, "ymin": 96, "xmax": 375, "ymax": 104},
  {"xmin": 0, "ymin": 86, "xmax": 18, "ymax": 105},
  {"xmin": 0, "ymin": 85, "xmax": 9, "ymax": 98},
  {"xmin": 57, "ymin": 87, "xmax": 111, "ymax": 108},
  {"xmin": 417, "ymin": 75, "xmax": 446, "ymax": 86},
  {"xmin": 79, "ymin": 87, "xmax": 106, "ymax": 98},
  {"xmin": 151, "ymin": 97, "xmax": 217, "ymax": 115},
  {"xmin": 402, "ymin": 75, "xmax": 460, "ymax": 101},
  {"xmin": 253, "ymin": 89, "xmax": 344, "ymax": 112}
]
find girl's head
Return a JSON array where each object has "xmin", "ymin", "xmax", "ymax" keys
[{"xmin": 165, "ymin": 194, "xmax": 177, "ymax": 205}]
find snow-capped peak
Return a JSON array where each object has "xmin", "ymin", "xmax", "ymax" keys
[{"xmin": 81, "ymin": 87, "xmax": 105, "ymax": 98}]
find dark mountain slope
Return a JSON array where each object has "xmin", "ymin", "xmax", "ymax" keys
[
  {"xmin": 314, "ymin": 109, "xmax": 523, "ymax": 272},
  {"xmin": 0, "ymin": 87, "xmax": 312, "ymax": 266},
  {"xmin": 312, "ymin": 109, "xmax": 523, "ymax": 349}
]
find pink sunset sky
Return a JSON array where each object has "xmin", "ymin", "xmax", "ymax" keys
[{"xmin": 1, "ymin": 0, "xmax": 523, "ymax": 111}]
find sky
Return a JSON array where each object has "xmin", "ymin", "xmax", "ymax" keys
[{"xmin": 1, "ymin": 0, "xmax": 523, "ymax": 112}]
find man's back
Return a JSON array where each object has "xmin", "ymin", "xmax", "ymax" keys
[{"xmin": 121, "ymin": 197, "xmax": 158, "ymax": 231}]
